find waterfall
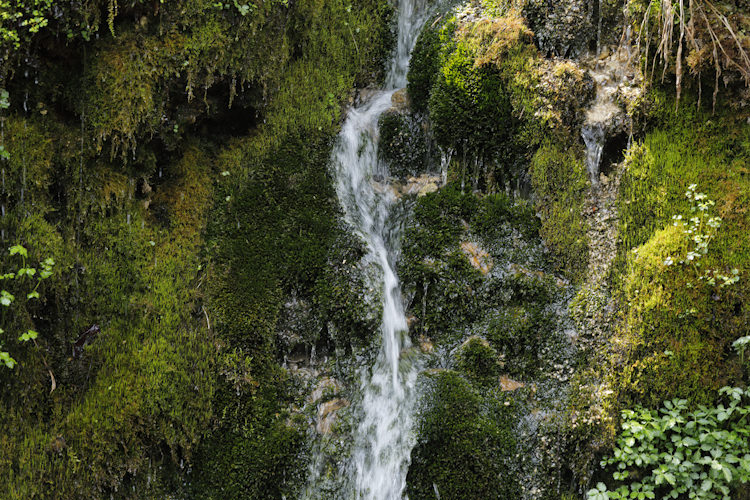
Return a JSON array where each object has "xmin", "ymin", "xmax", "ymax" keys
[
  {"xmin": 303, "ymin": 0, "xmax": 430, "ymax": 498},
  {"xmin": 581, "ymin": 121, "xmax": 606, "ymax": 185},
  {"xmin": 580, "ymin": 67, "xmax": 622, "ymax": 186}
]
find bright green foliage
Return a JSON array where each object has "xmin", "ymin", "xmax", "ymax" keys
[
  {"xmin": 734, "ymin": 336, "xmax": 750, "ymax": 366},
  {"xmin": 590, "ymin": 387, "xmax": 750, "ymax": 500},
  {"xmin": 664, "ymin": 185, "xmax": 740, "ymax": 288},
  {"xmin": 425, "ymin": 13, "xmax": 538, "ymax": 188},
  {"xmin": 0, "ymin": 244, "xmax": 54, "ymax": 369},
  {"xmin": 611, "ymin": 92, "xmax": 750, "ymax": 409},
  {"xmin": 0, "ymin": 0, "xmax": 53, "ymax": 49},
  {"xmin": 406, "ymin": 370, "xmax": 520, "ymax": 499}
]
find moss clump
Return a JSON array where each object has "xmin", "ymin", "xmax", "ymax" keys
[
  {"xmin": 406, "ymin": 14, "xmax": 449, "ymax": 113},
  {"xmin": 610, "ymin": 91, "xmax": 750, "ymax": 409},
  {"xmin": 406, "ymin": 370, "xmax": 519, "ymax": 499},
  {"xmin": 485, "ymin": 305, "xmax": 557, "ymax": 377},
  {"xmin": 455, "ymin": 335, "xmax": 502, "ymax": 384},
  {"xmin": 529, "ymin": 140, "xmax": 589, "ymax": 279},
  {"xmin": 400, "ymin": 186, "xmax": 483, "ymax": 343}
]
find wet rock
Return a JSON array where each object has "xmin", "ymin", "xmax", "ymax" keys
[
  {"xmin": 500, "ymin": 375, "xmax": 525, "ymax": 392},
  {"xmin": 316, "ymin": 398, "xmax": 349, "ymax": 435},
  {"xmin": 405, "ymin": 174, "xmax": 442, "ymax": 196},
  {"xmin": 356, "ymin": 87, "xmax": 380, "ymax": 106},
  {"xmin": 277, "ymin": 295, "xmax": 321, "ymax": 365},
  {"xmin": 580, "ymin": 49, "xmax": 643, "ymax": 184},
  {"xmin": 308, "ymin": 377, "xmax": 342, "ymax": 404},
  {"xmin": 73, "ymin": 324, "xmax": 100, "ymax": 359},
  {"xmin": 390, "ymin": 88, "xmax": 410, "ymax": 112},
  {"xmin": 406, "ymin": 314, "xmax": 417, "ymax": 329},
  {"xmin": 418, "ymin": 335, "xmax": 434, "ymax": 354},
  {"xmin": 417, "ymin": 182, "xmax": 438, "ymax": 197},
  {"xmin": 523, "ymin": 0, "xmax": 595, "ymax": 57},
  {"xmin": 460, "ymin": 241, "xmax": 493, "ymax": 274}
]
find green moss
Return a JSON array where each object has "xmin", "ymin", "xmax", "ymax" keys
[
  {"xmin": 529, "ymin": 140, "xmax": 589, "ymax": 279},
  {"xmin": 455, "ymin": 335, "xmax": 502, "ymax": 384},
  {"xmin": 0, "ymin": 0, "xmax": 395, "ymax": 496},
  {"xmin": 406, "ymin": 370, "xmax": 519, "ymax": 499},
  {"xmin": 485, "ymin": 305, "xmax": 556, "ymax": 377},
  {"xmin": 610, "ymin": 91, "xmax": 750, "ymax": 409},
  {"xmin": 407, "ymin": 15, "xmax": 451, "ymax": 113},
  {"xmin": 406, "ymin": 8, "xmax": 589, "ymax": 279},
  {"xmin": 400, "ymin": 185, "xmax": 485, "ymax": 343}
]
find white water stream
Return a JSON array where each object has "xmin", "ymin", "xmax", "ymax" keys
[{"xmin": 311, "ymin": 1, "xmax": 430, "ymax": 498}]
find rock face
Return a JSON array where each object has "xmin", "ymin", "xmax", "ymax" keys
[
  {"xmin": 316, "ymin": 398, "xmax": 349, "ymax": 435},
  {"xmin": 523, "ymin": 0, "xmax": 595, "ymax": 57},
  {"xmin": 460, "ymin": 241, "xmax": 493, "ymax": 275},
  {"xmin": 579, "ymin": 46, "xmax": 643, "ymax": 184},
  {"xmin": 499, "ymin": 376, "xmax": 525, "ymax": 392},
  {"xmin": 372, "ymin": 173, "xmax": 443, "ymax": 199},
  {"xmin": 390, "ymin": 88, "xmax": 411, "ymax": 112},
  {"xmin": 309, "ymin": 377, "xmax": 343, "ymax": 404}
]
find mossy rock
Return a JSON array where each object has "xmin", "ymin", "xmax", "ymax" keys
[
  {"xmin": 455, "ymin": 335, "xmax": 502, "ymax": 384},
  {"xmin": 610, "ymin": 91, "xmax": 750, "ymax": 409},
  {"xmin": 378, "ymin": 111, "xmax": 435, "ymax": 179},
  {"xmin": 407, "ymin": 14, "xmax": 453, "ymax": 113},
  {"xmin": 484, "ymin": 305, "xmax": 557, "ymax": 377},
  {"xmin": 529, "ymin": 140, "xmax": 589, "ymax": 280},
  {"xmin": 406, "ymin": 369, "xmax": 519, "ymax": 499}
]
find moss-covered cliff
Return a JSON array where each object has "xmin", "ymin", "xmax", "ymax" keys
[
  {"xmin": 0, "ymin": 0, "xmax": 393, "ymax": 498},
  {"xmin": 2, "ymin": 0, "xmax": 749, "ymax": 498}
]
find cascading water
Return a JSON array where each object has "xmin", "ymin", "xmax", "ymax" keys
[{"xmin": 303, "ymin": 1, "xmax": 430, "ymax": 498}]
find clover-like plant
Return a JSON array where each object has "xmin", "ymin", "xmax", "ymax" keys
[
  {"xmin": 0, "ymin": 244, "xmax": 54, "ymax": 369},
  {"xmin": 588, "ymin": 386, "xmax": 750, "ymax": 500}
]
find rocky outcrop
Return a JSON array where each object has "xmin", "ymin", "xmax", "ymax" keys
[{"xmin": 523, "ymin": 0, "xmax": 596, "ymax": 57}]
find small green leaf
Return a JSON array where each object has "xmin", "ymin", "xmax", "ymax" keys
[
  {"xmin": 1, "ymin": 290, "xmax": 15, "ymax": 306},
  {"xmin": 9, "ymin": 244, "xmax": 27, "ymax": 258},
  {"xmin": 18, "ymin": 330, "xmax": 38, "ymax": 342},
  {"xmin": 0, "ymin": 351, "xmax": 16, "ymax": 368}
]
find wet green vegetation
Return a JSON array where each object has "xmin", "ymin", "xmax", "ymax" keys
[{"xmin": 2, "ymin": 0, "xmax": 749, "ymax": 498}]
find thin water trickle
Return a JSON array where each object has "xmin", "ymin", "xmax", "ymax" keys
[
  {"xmin": 302, "ymin": 1, "xmax": 429, "ymax": 498},
  {"xmin": 581, "ymin": 122, "xmax": 606, "ymax": 184}
]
